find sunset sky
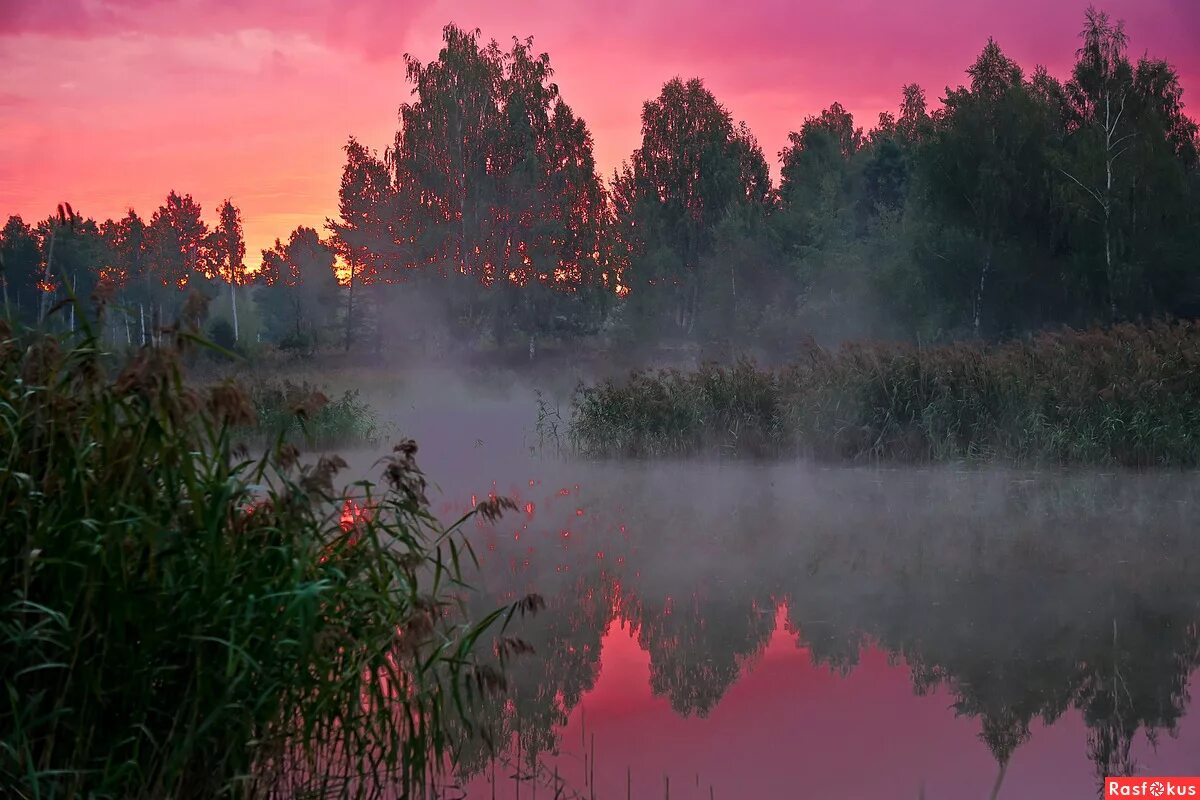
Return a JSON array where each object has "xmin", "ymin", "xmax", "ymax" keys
[{"xmin": 1, "ymin": 0, "xmax": 1197, "ymax": 262}]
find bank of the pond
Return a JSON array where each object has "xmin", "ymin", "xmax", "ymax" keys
[{"xmin": 570, "ymin": 322, "xmax": 1200, "ymax": 466}]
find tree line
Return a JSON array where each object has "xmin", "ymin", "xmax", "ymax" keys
[
  {"xmin": 0, "ymin": 191, "xmax": 342, "ymax": 353},
  {"xmin": 3, "ymin": 6, "xmax": 1197, "ymax": 356}
]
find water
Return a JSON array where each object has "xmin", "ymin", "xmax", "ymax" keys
[{"xmin": 341, "ymin": 372, "xmax": 1200, "ymax": 799}]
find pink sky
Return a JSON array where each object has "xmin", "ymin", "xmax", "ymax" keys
[{"xmin": 1, "ymin": 0, "xmax": 1197, "ymax": 262}]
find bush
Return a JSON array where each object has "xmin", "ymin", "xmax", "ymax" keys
[
  {"xmin": 207, "ymin": 317, "xmax": 237, "ymax": 352},
  {"xmin": 0, "ymin": 318, "xmax": 530, "ymax": 799}
]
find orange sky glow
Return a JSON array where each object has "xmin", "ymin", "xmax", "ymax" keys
[{"xmin": 1, "ymin": 0, "xmax": 1197, "ymax": 264}]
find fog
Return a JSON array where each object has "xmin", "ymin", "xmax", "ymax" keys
[{"xmin": 316, "ymin": 362, "xmax": 1200, "ymax": 799}]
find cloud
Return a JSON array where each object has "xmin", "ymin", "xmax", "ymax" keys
[{"xmin": 0, "ymin": 0, "xmax": 432, "ymax": 60}]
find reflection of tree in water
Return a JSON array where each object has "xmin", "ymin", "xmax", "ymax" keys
[
  {"xmin": 448, "ymin": 468, "xmax": 1200, "ymax": 785},
  {"xmin": 619, "ymin": 580, "xmax": 777, "ymax": 716},
  {"xmin": 452, "ymin": 566, "xmax": 612, "ymax": 776},
  {"xmin": 1078, "ymin": 614, "xmax": 1200, "ymax": 782}
]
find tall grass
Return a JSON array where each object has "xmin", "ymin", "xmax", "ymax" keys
[
  {"xmin": 570, "ymin": 322, "xmax": 1200, "ymax": 466},
  {"xmin": 0, "ymin": 303, "xmax": 532, "ymax": 799},
  {"xmin": 243, "ymin": 378, "xmax": 382, "ymax": 449}
]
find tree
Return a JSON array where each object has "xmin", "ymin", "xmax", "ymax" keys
[
  {"xmin": 0, "ymin": 216, "xmax": 42, "ymax": 322},
  {"xmin": 35, "ymin": 205, "xmax": 107, "ymax": 331},
  {"xmin": 103, "ymin": 209, "xmax": 163, "ymax": 344},
  {"xmin": 145, "ymin": 192, "xmax": 210, "ymax": 339},
  {"xmin": 100, "ymin": 210, "xmax": 149, "ymax": 345},
  {"xmin": 917, "ymin": 39, "xmax": 1062, "ymax": 335},
  {"xmin": 382, "ymin": 25, "xmax": 611, "ymax": 349},
  {"xmin": 778, "ymin": 101, "xmax": 864, "ymax": 250},
  {"xmin": 1061, "ymin": 6, "xmax": 1200, "ymax": 320},
  {"xmin": 328, "ymin": 137, "xmax": 393, "ymax": 351},
  {"xmin": 148, "ymin": 192, "xmax": 209, "ymax": 291},
  {"xmin": 210, "ymin": 200, "xmax": 247, "ymax": 341},
  {"xmin": 1061, "ymin": 7, "xmax": 1136, "ymax": 320},
  {"xmin": 619, "ymin": 77, "xmax": 772, "ymax": 336},
  {"xmin": 255, "ymin": 227, "xmax": 339, "ymax": 352}
]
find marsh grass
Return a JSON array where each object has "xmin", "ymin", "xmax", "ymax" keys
[
  {"xmin": 243, "ymin": 378, "xmax": 384, "ymax": 449},
  {"xmin": 0, "ymin": 300, "xmax": 535, "ymax": 799},
  {"xmin": 570, "ymin": 322, "xmax": 1200, "ymax": 466}
]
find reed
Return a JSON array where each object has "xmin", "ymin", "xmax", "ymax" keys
[
  {"xmin": 0, "ymin": 304, "xmax": 528, "ymax": 799},
  {"xmin": 242, "ymin": 377, "xmax": 382, "ymax": 449},
  {"xmin": 570, "ymin": 321, "xmax": 1200, "ymax": 466}
]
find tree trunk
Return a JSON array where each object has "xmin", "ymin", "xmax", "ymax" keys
[
  {"xmin": 231, "ymin": 279, "xmax": 240, "ymax": 342},
  {"xmin": 1104, "ymin": 200, "xmax": 1115, "ymax": 321},
  {"xmin": 139, "ymin": 303, "xmax": 146, "ymax": 346},
  {"xmin": 344, "ymin": 264, "xmax": 355, "ymax": 352},
  {"xmin": 40, "ymin": 231, "xmax": 57, "ymax": 324},
  {"xmin": 989, "ymin": 758, "xmax": 1009, "ymax": 800},
  {"xmin": 974, "ymin": 250, "xmax": 991, "ymax": 337}
]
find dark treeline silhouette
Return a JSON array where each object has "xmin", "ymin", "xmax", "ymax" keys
[{"xmin": 2, "ymin": 6, "xmax": 1197, "ymax": 357}]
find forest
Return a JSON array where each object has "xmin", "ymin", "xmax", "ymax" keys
[{"xmin": 2, "ymin": 7, "xmax": 1196, "ymax": 360}]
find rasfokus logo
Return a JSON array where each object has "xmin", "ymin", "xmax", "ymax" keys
[{"xmin": 1106, "ymin": 778, "xmax": 1200, "ymax": 797}]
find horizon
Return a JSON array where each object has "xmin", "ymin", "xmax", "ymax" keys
[{"xmin": 1, "ymin": 0, "xmax": 1198, "ymax": 262}]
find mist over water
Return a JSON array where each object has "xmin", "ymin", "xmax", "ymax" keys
[{"xmin": 326, "ymin": 366, "xmax": 1200, "ymax": 799}]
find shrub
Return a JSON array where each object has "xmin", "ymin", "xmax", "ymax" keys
[{"xmin": 207, "ymin": 317, "xmax": 237, "ymax": 352}]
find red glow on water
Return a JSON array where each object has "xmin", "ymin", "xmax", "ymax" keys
[
  {"xmin": 339, "ymin": 498, "xmax": 371, "ymax": 533},
  {"xmin": 558, "ymin": 488, "xmax": 571, "ymax": 497},
  {"xmin": 561, "ymin": 529, "xmax": 571, "ymax": 539},
  {"xmin": 576, "ymin": 508, "xmax": 585, "ymax": 516},
  {"xmin": 525, "ymin": 501, "xmax": 535, "ymax": 516}
]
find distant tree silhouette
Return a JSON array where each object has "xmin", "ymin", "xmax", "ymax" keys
[
  {"xmin": 210, "ymin": 199, "xmax": 247, "ymax": 341},
  {"xmin": 255, "ymin": 226, "xmax": 339, "ymax": 352},
  {"xmin": 615, "ymin": 77, "xmax": 772, "ymax": 338},
  {"xmin": 0, "ymin": 216, "xmax": 41, "ymax": 322}
]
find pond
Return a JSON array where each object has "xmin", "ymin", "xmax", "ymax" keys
[{"xmin": 349, "ymin": 380, "xmax": 1200, "ymax": 799}]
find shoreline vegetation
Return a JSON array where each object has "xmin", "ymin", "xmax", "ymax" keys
[
  {"xmin": 0, "ymin": 309, "xmax": 539, "ymax": 799},
  {"xmin": 569, "ymin": 322, "xmax": 1200, "ymax": 467}
]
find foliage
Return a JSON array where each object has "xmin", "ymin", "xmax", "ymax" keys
[
  {"xmin": 244, "ymin": 377, "xmax": 383, "ymax": 449},
  {"xmin": 613, "ymin": 77, "xmax": 772, "ymax": 339},
  {"xmin": 324, "ymin": 25, "xmax": 612, "ymax": 351},
  {"xmin": 254, "ymin": 226, "xmax": 340, "ymax": 352},
  {"xmin": 570, "ymin": 321, "xmax": 1200, "ymax": 466},
  {"xmin": 0, "ymin": 312, "xmax": 531, "ymax": 799},
  {"xmin": 206, "ymin": 317, "xmax": 237, "ymax": 353},
  {"xmin": 2, "ymin": 8, "xmax": 1198, "ymax": 355}
]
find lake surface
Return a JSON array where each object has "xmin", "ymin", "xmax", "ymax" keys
[{"xmin": 344, "ymin": 373, "xmax": 1200, "ymax": 799}]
